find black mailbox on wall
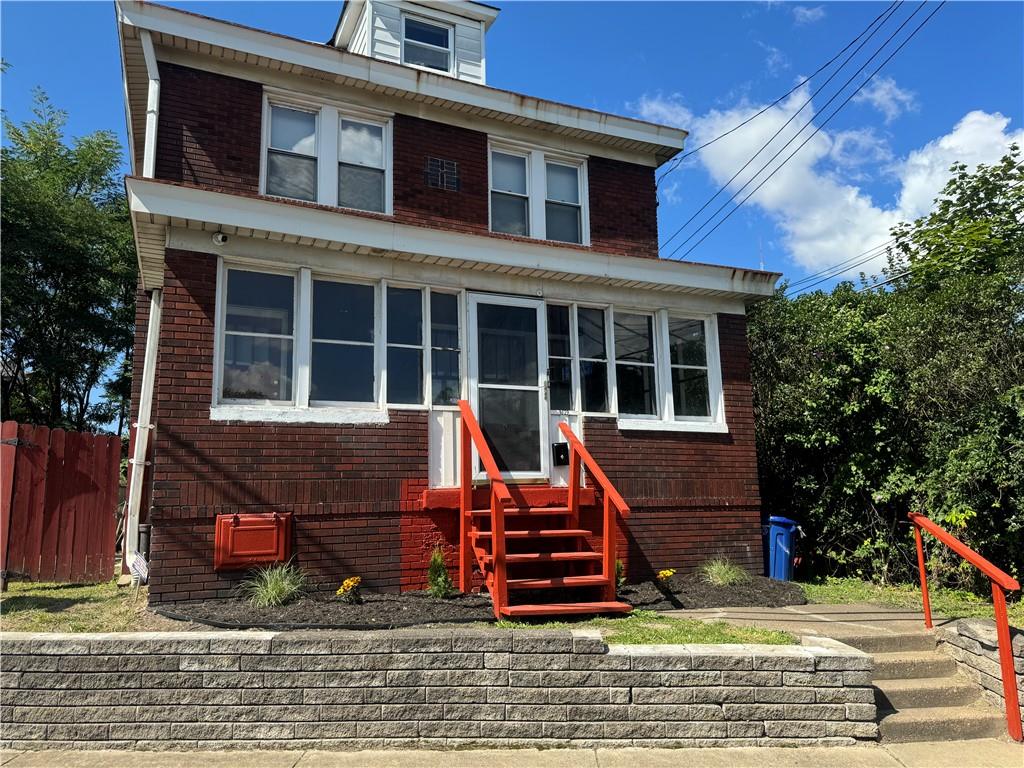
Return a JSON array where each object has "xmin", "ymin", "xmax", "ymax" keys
[{"xmin": 552, "ymin": 442, "xmax": 570, "ymax": 466}]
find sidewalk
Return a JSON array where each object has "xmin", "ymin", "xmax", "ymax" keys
[{"xmin": 2, "ymin": 740, "xmax": 1022, "ymax": 768}]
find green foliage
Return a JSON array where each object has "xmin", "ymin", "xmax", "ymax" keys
[
  {"xmin": 238, "ymin": 562, "xmax": 307, "ymax": 608},
  {"xmin": 1, "ymin": 90, "xmax": 137, "ymax": 433},
  {"xmin": 750, "ymin": 149, "xmax": 1024, "ymax": 591},
  {"xmin": 615, "ymin": 559, "xmax": 626, "ymax": 591},
  {"xmin": 700, "ymin": 558, "xmax": 751, "ymax": 587},
  {"xmin": 426, "ymin": 546, "xmax": 456, "ymax": 599}
]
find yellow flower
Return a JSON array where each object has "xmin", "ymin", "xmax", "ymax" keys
[
  {"xmin": 656, "ymin": 568, "xmax": 676, "ymax": 582},
  {"xmin": 336, "ymin": 576, "xmax": 362, "ymax": 595}
]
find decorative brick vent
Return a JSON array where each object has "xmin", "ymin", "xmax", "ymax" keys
[
  {"xmin": 0, "ymin": 630, "xmax": 876, "ymax": 750},
  {"xmin": 425, "ymin": 157, "xmax": 459, "ymax": 191}
]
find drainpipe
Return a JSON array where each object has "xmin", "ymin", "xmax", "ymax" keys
[
  {"xmin": 139, "ymin": 29, "xmax": 160, "ymax": 178},
  {"xmin": 125, "ymin": 288, "xmax": 161, "ymax": 569}
]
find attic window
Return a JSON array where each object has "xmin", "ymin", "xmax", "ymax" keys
[
  {"xmin": 425, "ymin": 157, "xmax": 459, "ymax": 191},
  {"xmin": 403, "ymin": 17, "xmax": 452, "ymax": 73}
]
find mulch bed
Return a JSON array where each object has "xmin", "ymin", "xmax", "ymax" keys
[{"xmin": 156, "ymin": 574, "xmax": 805, "ymax": 630}]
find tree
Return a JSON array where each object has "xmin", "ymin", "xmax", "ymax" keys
[
  {"xmin": 749, "ymin": 148, "xmax": 1024, "ymax": 588},
  {"xmin": 1, "ymin": 90, "xmax": 137, "ymax": 433}
]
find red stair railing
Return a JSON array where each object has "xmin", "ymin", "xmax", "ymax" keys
[
  {"xmin": 559, "ymin": 422, "xmax": 630, "ymax": 602},
  {"xmin": 908, "ymin": 511, "xmax": 1022, "ymax": 742},
  {"xmin": 458, "ymin": 400, "xmax": 512, "ymax": 618}
]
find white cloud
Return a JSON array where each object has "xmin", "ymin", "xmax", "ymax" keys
[
  {"xmin": 852, "ymin": 76, "xmax": 918, "ymax": 124},
  {"xmin": 757, "ymin": 41, "xmax": 790, "ymax": 76},
  {"xmin": 634, "ymin": 93, "xmax": 1023, "ymax": 276},
  {"xmin": 631, "ymin": 92, "xmax": 693, "ymax": 129},
  {"xmin": 792, "ymin": 5, "xmax": 826, "ymax": 25}
]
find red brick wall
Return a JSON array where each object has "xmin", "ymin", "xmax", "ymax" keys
[
  {"xmin": 583, "ymin": 314, "xmax": 764, "ymax": 577},
  {"xmin": 588, "ymin": 156, "xmax": 660, "ymax": 259},
  {"xmin": 155, "ymin": 63, "xmax": 262, "ymax": 194}
]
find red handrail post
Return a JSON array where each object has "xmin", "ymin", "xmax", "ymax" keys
[
  {"xmin": 602, "ymin": 494, "xmax": 615, "ymax": 602},
  {"xmin": 567, "ymin": 445, "xmax": 581, "ymax": 530},
  {"xmin": 991, "ymin": 582, "xmax": 1023, "ymax": 742},
  {"xmin": 913, "ymin": 523, "xmax": 933, "ymax": 629},
  {"xmin": 458, "ymin": 417, "xmax": 472, "ymax": 593},
  {"xmin": 490, "ymin": 492, "xmax": 507, "ymax": 619}
]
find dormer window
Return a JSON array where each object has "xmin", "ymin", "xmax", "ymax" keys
[{"xmin": 402, "ymin": 16, "xmax": 452, "ymax": 73}]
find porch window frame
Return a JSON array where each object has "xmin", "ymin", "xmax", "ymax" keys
[
  {"xmin": 428, "ymin": 287, "xmax": 467, "ymax": 411},
  {"xmin": 610, "ymin": 308, "xmax": 661, "ymax": 421}
]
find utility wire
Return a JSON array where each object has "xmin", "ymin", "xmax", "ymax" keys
[
  {"xmin": 668, "ymin": 1, "xmax": 946, "ymax": 263},
  {"xmin": 786, "ymin": 241, "xmax": 897, "ymax": 295},
  {"xmin": 857, "ymin": 269, "xmax": 912, "ymax": 292},
  {"xmin": 786, "ymin": 237, "xmax": 897, "ymax": 289},
  {"xmin": 656, "ymin": 0, "xmax": 900, "ymax": 188}
]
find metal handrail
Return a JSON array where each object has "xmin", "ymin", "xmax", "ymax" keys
[{"xmin": 908, "ymin": 511, "xmax": 1022, "ymax": 742}]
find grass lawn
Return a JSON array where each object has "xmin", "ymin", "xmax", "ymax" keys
[
  {"xmin": 0, "ymin": 579, "xmax": 162, "ymax": 633},
  {"xmin": 801, "ymin": 576, "xmax": 1024, "ymax": 627},
  {"xmin": 496, "ymin": 609, "xmax": 796, "ymax": 645}
]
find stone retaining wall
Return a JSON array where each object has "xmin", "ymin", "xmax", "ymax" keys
[
  {"xmin": 0, "ymin": 630, "xmax": 877, "ymax": 750},
  {"xmin": 936, "ymin": 618, "xmax": 1024, "ymax": 722}
]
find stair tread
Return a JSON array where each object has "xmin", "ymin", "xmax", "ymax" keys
[
  {"xmin": 507, "ymin": 575, "xmax": 609, "ymax": 590},
  {"xmin": 501, "ymin": 601, "xmax": 632, "ymax": 617},
  {"xmin": 473, "ymin": 529, "xmax": 592, "ymax": 539},
  {"xmin": 470, "ymin": 506, "xmax": 571, "ymax": 516},
  {"xmin": 879, "ymin": 703, "xmax": 1004, "ymax": 722},
  {"xmin": 874, "ymin": 675, "xmax": 977, "ymax": 692},
  {"xmin": 482, "ymin": 551, "xmax": 602, "ymax": 564}
]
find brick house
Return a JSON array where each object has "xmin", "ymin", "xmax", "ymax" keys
[{"xmin": 118, "ymin": 0, "xmax": 779, "ymax": 617}]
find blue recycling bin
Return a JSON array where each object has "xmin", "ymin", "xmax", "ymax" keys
[{"xmin": 767, "ymin": 516, "xmax": 799, "ymax": 581}]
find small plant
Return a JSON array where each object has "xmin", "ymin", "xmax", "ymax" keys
[
  {"xmin": 615, "ymin": 559, "xmax": 626, "ymax": 591},
  {"xmin": 656, "ymin": 568, "xmax": 676, "ymax": 583},
  {"xmin": 238, "ymin": 562, "xmax": 307, "ymax": 608},
  {"xmin": 700, "ymin": 558, "xmax": 751, "ymax": 587},
  {"xmin": 426, "ymin": 546, "xmax": 456, "ymax": 599},
  {"xmin": 336, "ymin": 576, "xmax": 363, "ymax": 604}
]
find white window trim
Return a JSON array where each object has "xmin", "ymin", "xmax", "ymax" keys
[
  {"xmin": 260, "ymin": 91, "xmax": 393, "ymax": 215},
  {"xmin": 400, "ymin": 13, "xmax": 455, "ymax": 77},
  {"xmin": 427, "ymin": 288, "xmax": 466, "ymax": 411},
  {"xmin": 488, "ymin": 138, "xmax": 590, "ymax": 247},
  {"xmin": 611, "ymin": 308, "xmax": 661, "ymax": 421}
]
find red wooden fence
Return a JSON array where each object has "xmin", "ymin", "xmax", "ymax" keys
[{"xmin": 0, "ymin": 422, "xmax": 121, "ymax": 586}]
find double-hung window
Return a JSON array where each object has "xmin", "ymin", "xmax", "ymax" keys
[
  {"xmin": 667, "ymin": 317, "xmax": 711, "ymax": 418},
  {"xmin": 430, "ymin": 292, "xmax": 462, "ymax": 406},
  {"xmin": 613, "ymin": 312, "xmax": 658, "ymax": 417},
  {"xmin": 546, "ymin": 305, "xmax": 573, "ymax": 411},
  {"xmin": 310, "ymin": 279, "xmax": 376, "ymax": 404},
  {"xmin": 489, "ymin": 143, "xmax": 588, "ymax": 245},
  {"xmin": 402, "ymin": 16, "xmax": 453, "ymax": 73},
  {"xmin": 386, "ymin": 287, "xmax": 425, "ymax": 405},
  {"xmin": 266, "ymin": 105, "xmax": 317, "ymax": 202},
  {"xmin": 339, "ymin": 119, "xmax": 386, "ymax": 213},
  {"xmin": 577, "ymin": 307, "xmax": 609, "ymax": 413}
]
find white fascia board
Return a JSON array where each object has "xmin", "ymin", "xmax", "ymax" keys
[
  {"xmin": 127, "ymin": 177, "xmax": 779, "ymax": 299},
  {"xmin": 116, "ymin": 1, "xmax": 685, "ymax": 153}
]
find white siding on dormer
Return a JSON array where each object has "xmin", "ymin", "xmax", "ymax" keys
[{"xmin": 349, "ymin": 2, "xmax": 370, "ymax": 56}]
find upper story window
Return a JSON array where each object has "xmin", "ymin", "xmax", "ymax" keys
[
  {"xmin": 262, "ymin": 93, "xmax": 392, "ymax": 215},
  {"xmin": 402, "ymin": 16, "xmax": 453, "ymax": 73},
  {"xmin": 489, "ymin": 142, "xmax": 589, "ymax": 246}
]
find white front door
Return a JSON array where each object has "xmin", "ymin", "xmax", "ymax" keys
[{"xmin": 468, "ymin": 293, "xmax": 549, "ymax": 481}]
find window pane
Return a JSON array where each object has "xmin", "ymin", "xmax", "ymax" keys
[
  {"xmin": 614, "ymin": 313, "xmax": 654, "ymax": 363},
  {"xmin": 387, "ymin": 347, "xmax": 423, "ymax": 404},
  {"xmin": 546, "ymin": 201, "xmax": 581, "ymax": 244},
  {"xmin": 616, "ymin": 363, "xmax": 657, "ymax": 415},
  {"xmin": 340, "ymin": 120, "xmax": 383, "ymax": 168},
  {"xmin": 549, "ymin": 358, "xmax": 573, "ymax": 411},
  {"xmin": 338, "ymin": 164, "xmax": 385, "ymax": 212},
  {"xmin": 580, "ymin": 360, "xmax": 607, "ymax": 412},
  {"xmin": 430, "ymin": 292, "xmax": 459, "ymax": 349},
  {"xmin": 405, "ymin": 18, "xmax": 450, "ymax": 48},
  {"xmin": 672, "ymin": 368, "xmax": 710, "ymax": 418},
  {"xmin": 387, "ymin": 287, "xmax": 422, "ymax": 346},
  {"xmin": 668, "ymin": 318, "xmax": 707, "ymax": 366},
  {"xmin": 546, "ymin": 163, "xmax": 579, "ymax": 204},
  {"xmin": 477, "ymin": 304, "xmax": 537, "ymax": 386},
  {"xmin": 226, "ymin": 271, "xmax": 294, "ymax": 335},
  {"xmin": 311, "ymin": 342, "xmax": 373, "ymax": 402},
  {"xmin": 432, "ymin": 349, "xmax": 460, "ymax": 406},
  {"xmin": 478, "ymin": 388, "xmax": 541, "ymax": 473},
  {"xmin": 491, "ymin": 193, "xmax": 529, "ymax": 236},
  {"xmin": 546, "ymin": 305, "xmax": 571, "ymax": 358},
  {"xmin": 404, "ymin": 41, "xmax": 449, "ymax": 71},
  {"xmin": 223, "ymin": 336, "xmax": 293, "ymax": 401},
  {"xmin": 491, "ymin": 152, "xmax": 527, "ymax": 195},
  {"xmin": 312, "ymin": 280, "xmax": 374, "ymax": 343},
  {"xmin": 270, "ymin": 106, "xmax": 316, "ymax": 155},
  {"xmin": 266, "ymin": 151, "xmax": 317, "ymax": 201},
  {"xmin": 577, "ymin": 308, "xmax": 606, "ymax": 360}
]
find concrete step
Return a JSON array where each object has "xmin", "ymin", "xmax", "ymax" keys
[
  {"xmin": 874, "ymin": 675, "xmax": 982, "ymax": 710},
  {"xmin": 872, "ymin": 651, "xmax": 957, "ymax": 680},
  {"xmin": 842, "ymin": 632, "xmax": 936, "ymax": 654},
  {"xmin": 878, "ymin": 703, "xmax": 1006, "ymax": 742}
]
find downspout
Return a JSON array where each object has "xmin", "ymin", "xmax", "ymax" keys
[{"xmin": 124, "ymin": 27, "xmax": 162, "ymax": 569}]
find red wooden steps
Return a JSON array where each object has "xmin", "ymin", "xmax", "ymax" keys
[
  {"xmin": 469, "ymin": 506, "xmax": 571, "ymax": 517},
  {"xmin": 507, "ymin": 575, "xmax": 608, "ymax": 590},
  {"xmin": 501, "ymin": 601, "xmax": 632, "ymax": 617},
  {"xmin": 472, "ymin": 528, "xmax": 590, "ymax": 540},
  {"xmin": 481, "ymin": 551, "xmax": 602, "ymax": 565}
]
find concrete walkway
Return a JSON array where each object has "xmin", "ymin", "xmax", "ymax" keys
[{"xmin": 2, "ymin": 740, "xmax": 1022, "ymax": 768}]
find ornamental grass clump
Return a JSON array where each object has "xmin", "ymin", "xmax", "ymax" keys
[
  {"xmin": 238, "ymin": 562, "xmax": 307, "ymax": 608},
  {"xmin": 701, "ymin": 558, "xmax": 751, "ymax": 587},
  {"xmin": 426, "ymin": 546, "xmax": 455, "ymax": 599},
  {"xmin": 336, "ymin": 576, "xmax": 362, "ymax": 604}
]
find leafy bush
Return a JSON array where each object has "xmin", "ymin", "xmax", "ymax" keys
[
  {"xmin": 615, "ymin": 559, "xmax": 626, "ymax": 591},
  {"xmin": 700, "ymin": 559, "xmax": 751, "ymax": 587},
  {"xmin": 426, "ymin": 546, "xmax": 455, "ymax": 599},
  {"xmin": 238, "ymin": 562, "xmax": 307, "ymax": 608}
]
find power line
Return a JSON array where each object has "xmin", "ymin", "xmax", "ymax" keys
[
  {"xmin": 656, "ymin": 0, "xmax": 900, "ymax": 188},
  {"xmin": 667, "ymin": 1, "xmax": 946, "ymax": 263},
  {"xmin": 659, "ymin": 1, "xmax": 904, "ymax": 251},
  {"xmin": 786, "ymin": 239, "xmax": 898, "ymax": 294},
  {"xmin": 857, "ymin": 269, "xmax": 912, "ymax": 292}
]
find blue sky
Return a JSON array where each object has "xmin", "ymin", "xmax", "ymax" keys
[{"xmin": 2, "ymin": 1, "xmax": 1022, "ymax": 288}]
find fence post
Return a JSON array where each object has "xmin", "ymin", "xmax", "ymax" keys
[{"xmin": 0, "ymin": 421, "xmax": 18, "ymax": 591}]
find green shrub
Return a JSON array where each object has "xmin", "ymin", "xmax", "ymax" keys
[
  {"xmin": 427, "ymin": 546, "xmax": 456, "ymax": 599},
  {"xmin": 238, "ymin": 562, "xmax": 307, "ymax": 608},
  {"xmin": 700, "ymin": 558, "xmax": 751, "ymax": 587},
  {"xmin": 615, "ymin": 559, "xmax": 626, "ymax": 591}
]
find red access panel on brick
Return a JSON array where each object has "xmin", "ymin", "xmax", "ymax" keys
[{"xmin": 214, "ymin": 512, "xmax": 292, "ymax": 570}]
